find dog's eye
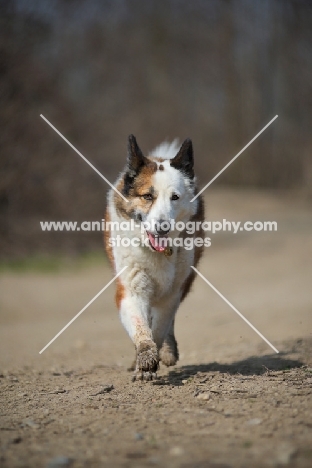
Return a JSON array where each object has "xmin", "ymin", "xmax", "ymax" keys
[
  {"xmin": 171, "ymin": 193, "xmax": 180, "ymax": 201},
  {"xmin": 142, "ymin": 193, "xmax": 153, "ymax": 201}
]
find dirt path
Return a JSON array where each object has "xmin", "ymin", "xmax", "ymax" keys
[{"xmin": 0, "ymin": 188, "xmax": 312, "ymax": 467}]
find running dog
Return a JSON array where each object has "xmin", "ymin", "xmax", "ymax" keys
[{"xmin": 105, "ymin": 135, "xmax": 204, "ymax": 380}]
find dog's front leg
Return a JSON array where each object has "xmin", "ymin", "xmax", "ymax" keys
[{"xmin": 119, "ymin": 294, "xmax": 158, "ymax": 381}]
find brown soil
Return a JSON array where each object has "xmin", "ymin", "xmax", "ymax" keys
[{"xmin": 0, "ymin": 189, "xmax": 312, "ymax": 467}]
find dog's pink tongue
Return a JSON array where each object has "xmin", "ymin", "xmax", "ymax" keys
[{"xmin": 147, "ymin": 232, "xmax": 166, "ymax": 252}]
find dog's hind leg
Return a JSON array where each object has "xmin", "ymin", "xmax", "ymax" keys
[{"xmin": 159, "ymin": 319, "xmax": 179, "ymax": 367}]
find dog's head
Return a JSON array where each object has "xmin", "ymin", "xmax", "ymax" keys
[{"xmin": 115, "ymin": 135, "xmax": 199, "ymax": 252}]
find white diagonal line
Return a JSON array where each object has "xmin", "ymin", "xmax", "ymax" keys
[
  {"xmin": 39, "ymin": 266, "xmax": 128, "ymax": 354},
  {"xmin": 191, "ymin": 266, "xmax": 279, "ymax": 354},
  {"xmin": 191, "ymin": 115, "xmax": 278, "ymax": 202},
  {"xmin": 40, "ymin": 114, "xmax": 128, "ymax": 203}
]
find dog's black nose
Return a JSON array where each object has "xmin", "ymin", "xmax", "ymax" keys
[{"xmin": 156, "ymin": 220, "xmax": 170, "ymax": 235}]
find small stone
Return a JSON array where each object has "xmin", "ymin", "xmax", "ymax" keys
[
  {"xmin": 46, "ymin": 456, "xmax": 73, "ymax": 468},
  {"xmin": 169, "ymin": 446, "xmax": 184, "ymax": 456},
  {"xmin": 182, "ymin": 379, "xmax": 188, "ymax": 384},
  {"xmin": 196, "ymin": 392, "xmax": 210, "ymax": 401},
  {"xmin": 48, "ymin": 388, "xmax": 66, "ymax": 394},
  {"xmin": 151, "ymin": 379, "xmax": 167, "ymax": 385},
  {"xmin": 246, "ymin": 418, "xmax": 262, "ymax": 426},
  {"xmin": 22, "ymin": 419, "xmax": 40, "ymax": 429},
  {"xmin": 12, "ymin": 436, "xmax": 22, "ymax": 444},
  {"xmin": 134, "ymin": 433, "xmax": 144, "ymax": 440},
  {"xmin": 210, "ymin": 386, "xmax": 220, "ymax": 393},
  {"xmin": 90, "ymin": 384, "xmax": 114, "ymax": 396}
]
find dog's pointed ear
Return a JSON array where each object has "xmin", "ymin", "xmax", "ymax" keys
[
  {"xmin": 127, "ymin": 135, "xmax": 146, "ymax": 175},
  {"xmin": 170, "ymin": 138, "xmax": 194, "ymax": 179}
]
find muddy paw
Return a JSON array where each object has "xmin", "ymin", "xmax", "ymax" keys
[
  {"xmin": 159, "ymin": 336, "xmax": 179, "ymax": 367},
  {"xmin": 159, "ymin": 348, "xmax": 178, "ymax": 367},
  {"xmin": 132, "ymin": 340, "xmax": 159, "ymax": 381},
  {"xmin": 136, "ymin": 340, "xmax": 159, "ymax": 372},
  {"xmin": 131, "ymin": 370, "xmax": 158, "ymax": 382}
]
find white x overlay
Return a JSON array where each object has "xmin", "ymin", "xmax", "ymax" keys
[
  {"xmin": 40, "ymin": 114, "xmax": 128, "ymax": 202},
  {"xmin": 39, "ymin": 113, "xmax": 279, "ymax": 355},
  {"xmin": 39, "ymin": 266, "xmax": 128, "ymax": 354},
  {"xmin": 191, "ymin": 115, "xmax": 278, "ymax": 202},
  {"xmin": 191, "ymin": 266, "xmax": 279, "ymax": 353}
]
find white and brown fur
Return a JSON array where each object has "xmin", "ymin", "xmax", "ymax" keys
[{"xmin": 105, "ymin": 135, "xmax": 204, "ymax": 380}]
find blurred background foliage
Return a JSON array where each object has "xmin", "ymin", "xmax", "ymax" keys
[{"xmin": 0, "ymin": 0, "xmax": 311, "ymax": 259}]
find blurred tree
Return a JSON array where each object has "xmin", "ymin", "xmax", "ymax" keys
[{"xmin": 0, "ymin": 0, "xmax": 311, "ymax": 258}]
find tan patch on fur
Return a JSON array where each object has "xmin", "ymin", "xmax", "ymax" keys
[
  {"xmin": 115, "ymin": 278, "xmax": 125, "ymax": 308},
  {"xmin": 104, "ymin": 207, "xmax": 114, "ymax": 267},
  {"xmin": 113, "ymin": 179, "xmax": 133, "ymax": 220},
  {"xmin": 134, "ymin": 164, "xmax": 157, "ymax": 194},
  {"xmin": 114, "ymin": 195, "xmax": 132, "ymax": 219},
  {"xmin": 114, "ymin": 162, "xmax": 157, "ymax": 219}
]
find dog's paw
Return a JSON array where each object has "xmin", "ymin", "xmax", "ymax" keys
[
  {"xmin": 136, "ymin": 340, "xmax": 159, "ymax": 371},
  {"xmin": 159, "ymin": 335, "xmax": 179, "ymax": 367},
  {"xmin": 159, "ymin": 348, "xmax": 178, "ymax": 367},
  {"xmin": 132, "ymin": 340, "xmax": 159, "ymax": 381},
  {"xmin": 131, "ymin": 370, "xmax": 158, "ymax": 382}
]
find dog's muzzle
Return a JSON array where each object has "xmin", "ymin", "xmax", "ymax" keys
[{"xmin": 146, "ymin": 231, "xmax": 173, "ymax": 257}]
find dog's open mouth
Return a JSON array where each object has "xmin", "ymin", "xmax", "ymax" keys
[{"xmin": 146, "ymin": 231, "xmax": 168, "ymax": 253}]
